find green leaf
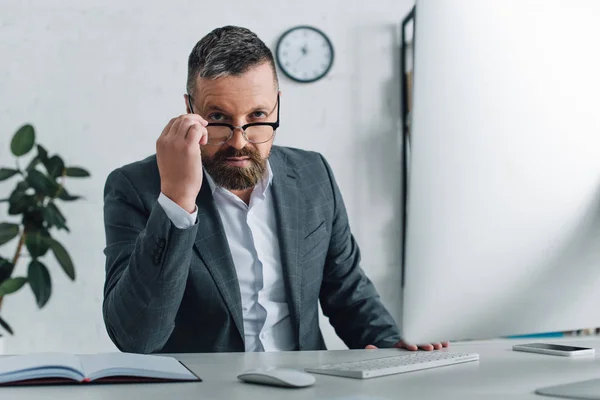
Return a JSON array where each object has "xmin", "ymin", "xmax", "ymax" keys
[
  {"xmin": 0, "ymin": 223, "xmax": 19, "ymax": 246},
  {"xmin": 0, "ymin": 258, "xmax": 15, "ymax": 283},
  {"xmin": 25, "ymin": 145, "xmax": 49, "ymax": 173},
  {"xmin": 0, "ymin": 168, "xmax": 19, "ymax": 181},
  {"xmin": 25, "ymin": 230, "xmax": 50, "ymax": 258},
  {"xmin": 16, "ymin": 180, "xmax": 29, "ymax": 191},
  {"xmin": 65, "ymin": 167, "xmax": 90, "ymax": 178},
  {"xmin": 49, "ymin": 239, "xmax": 75, "ymax": 280},
  {"xmin": 56, "ymin": 187, "xmax": 81, "ymax": 201},
  {"xmin": 0, "ymin": 315, "xmax": 13, "ymax": 335},
  {"xmin": 36, "ymin": 145, "xmax": 48, "ymax": 162},
  {"xmin": 22, "ymin": 208, "xmax": 45, "ymax": 231},
  {"xmin": 10, "ymin": 124, "xmax": 35, "ymax": 157},
  {"xmin": 8, "ymin": 188, "xmax": 35, "ymax": 215},
  {"xmin": 28, "ymin": 260, "xmax": 51, "ymax": 308},
  {"xmin": 0, "ymin": 277, "xmax": 27, "ymax": 296},
  {"xmin": 44, "ymin": 155, "xmax": 65, "ymax": 178},
  {"xmin": 43, "ymin": 202, "xmax": 69, "ymax": 232},
  {"xmin": 25, "ymin": 155, "xmax": 41, "ymax": 172},
  {"xmin": 8, "ymin": 186, "xmax": 26, "ymax": 203},
  {"xmin": 26, "ymin": 169, "xmax": 58, "ymax": 197}
]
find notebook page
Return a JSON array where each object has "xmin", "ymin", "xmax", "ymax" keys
[
  {"xmin": 80, "ymin": 352, "xmax": 197, "ymax": 381},
  {"xmin": 0, "ymin": 353, "xmax": 83, "ymax": 383}
]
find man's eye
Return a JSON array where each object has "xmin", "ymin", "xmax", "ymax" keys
[
  {"xmin": 208, "ymin": 113, "xmax": 225, "ymax": 121},
  {"xmin": 251, "ymin": 111, "xmax": 266, "ymax": 119}
]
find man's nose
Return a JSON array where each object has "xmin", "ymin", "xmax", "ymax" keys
[{"xmin": 227, "ymin": 128, "xmax": 247, "ymax": 150}]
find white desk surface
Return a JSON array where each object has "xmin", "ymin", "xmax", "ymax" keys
[{"xmin": 4, "ymin": 336, "xmax": 600, "ymax": 399}]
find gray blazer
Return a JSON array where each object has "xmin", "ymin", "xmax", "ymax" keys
[{"xmin": 102, "ymin": 146, "xmax": 400, "ymax": 353}]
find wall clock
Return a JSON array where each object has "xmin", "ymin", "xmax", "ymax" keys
[{"xmin": 275, "ymin": 26, "xmax": 334, "ymax": 83}]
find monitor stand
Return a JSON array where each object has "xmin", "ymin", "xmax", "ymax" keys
[{"xmin": 537, "ymin": 378, "xmax": 600, "ymax": 399}]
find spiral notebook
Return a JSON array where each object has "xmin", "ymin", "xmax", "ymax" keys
[{"xmin": 0, "ymin": 352, "xmax": 200, "ymax": 385}]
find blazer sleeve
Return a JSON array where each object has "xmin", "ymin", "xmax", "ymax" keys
[
  {"xmin": 102, "ymin": 168, "xmax": 198, "ymax": 353},
  {"xmin": 317, "ymin": 154, "xmax": 401, "ymax": 349}
]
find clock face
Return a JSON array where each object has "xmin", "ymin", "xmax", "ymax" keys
[{"xmin": 275, "ymin": 26, "xmax": 334, "ymax": 83}]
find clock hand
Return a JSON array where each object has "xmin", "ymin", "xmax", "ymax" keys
[
  {"xmin": 292, "ymin": 55, "xmax": 305, "ymax": 65},
  {"xmin": 292, "ymin": 44, "xmax": 309, "ymax": 65}
]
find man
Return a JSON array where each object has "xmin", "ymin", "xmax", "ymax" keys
[{"xmin": 102, "ymin": 26, "xmax": 447, "ymax": 353}]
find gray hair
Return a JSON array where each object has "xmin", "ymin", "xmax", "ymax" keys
[{"xmin": 186, "ymin": 26, "xmax": 278, "ymax": 96}]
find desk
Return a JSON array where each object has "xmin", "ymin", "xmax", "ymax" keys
[{"xmin": 4, "ymin": 337, "xmax": 600, "ymax": 399}]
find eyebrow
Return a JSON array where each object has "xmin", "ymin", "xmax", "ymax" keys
[{"xmin": 203, "ymin": 102, "xmax": 274, "ymax": 115}]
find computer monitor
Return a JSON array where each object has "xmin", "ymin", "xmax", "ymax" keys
[{"xmin": 401, "ymin": 0, "xmax": 600, "ymax": 345}]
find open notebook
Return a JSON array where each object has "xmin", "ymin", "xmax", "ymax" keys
[{"xmin": 0, "ymin": 352, "xmax": 200, "ymax": 385}]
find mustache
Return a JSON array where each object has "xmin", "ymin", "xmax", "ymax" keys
[{"xmin": 212, "ymin": 147, "xmax": 262, "ymax": 163}]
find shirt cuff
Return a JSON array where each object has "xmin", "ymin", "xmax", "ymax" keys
[{"xmin": 157, "ymin": 192, "xmax": 197, "ymax": 229}]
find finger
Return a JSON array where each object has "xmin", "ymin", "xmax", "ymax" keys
[
  {"xmin": 176, "ymin": 116, "xmax": 203, "ymax": 139},
  {"xmin": 168, "ymin": 117, "xmax": 184, "ymax": 137},
  {"xmin": 394, "ymin": 341, "xmax": 418, "ymax": 351},
  {"xmin": 365, "ymin": 345, "xmax": 377, "ymax": 350},
  {"xmin": 170, "ymin": 115, "xmax": 207, "ymax": 138},
  {"xmin": 174, "ymin": 116, "xmax": 195, "ymax": 137},
  {"xmin": 418, "ymin": 344, "xmax": 434, "ymax": 351},
  {"xmin": 442, "ymin": 341, "xmax": 450, "ymax": 348},
  {"xmin": 432, "ymin": 343, "xmax": 443, "ymax": 350},
  {"xmin": 185, "ymin": 124, "xmax": 208, "ymax": 145},
  {"xmin": 200, "ymin": 132, "xmax": 208, "ymax": 145},
  {"xmin": 161, "ymin": 117, "xmax": 177, "ymax": 137},
  {"xmin": 184, "ymin": 113, "xmax": 209, "ymax": 127}
]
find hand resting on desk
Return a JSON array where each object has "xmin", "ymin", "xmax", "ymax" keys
[{"xmin": 365, "ymin": 340, "xmax": 450, "ymax": 351}]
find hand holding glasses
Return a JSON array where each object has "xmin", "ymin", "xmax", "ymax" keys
[{"xmin": 187, "ymin": 94, "xmax": 280, "ymax": 145}]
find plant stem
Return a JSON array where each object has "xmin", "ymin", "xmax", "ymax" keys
[
  {"xmin": 12, "ymin": 231, "xmax": 25, "ymax": 266},
  {"xmin": 16, "ymin": 158, "xmax": 24, "ymax": 176},
  {"xmin": 0, "ymin": 232, "xmax": 25, "ymax": 311},
  {"xmin": 53, "ymin": 170, "xmax": 67, "ymax": 199}
]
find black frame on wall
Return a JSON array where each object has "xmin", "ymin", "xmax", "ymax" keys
[
  {"xmin": 401, "ymin": 6, "xmax": 415, "ymax": 141},
  {"xmin": 400, "ymin": 6, "xmax": 415, "ymax": 287}
]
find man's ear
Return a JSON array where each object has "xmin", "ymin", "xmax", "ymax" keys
[{"xmin": 184, "ymin": 94, "xmax": 192, "ymax": 114}]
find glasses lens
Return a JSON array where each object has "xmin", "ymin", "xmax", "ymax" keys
[
  {"xmin": 206, "ymin": 126, "xmax": 231, "ymax": 145},
  {"xmin": 245, "ymin": 125, "xmax": 274, "ymax": 143}
]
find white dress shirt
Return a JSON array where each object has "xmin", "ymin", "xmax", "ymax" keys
[{"xmin": 157, "ymin": 162, "xmax": 294, "ymax": 352}]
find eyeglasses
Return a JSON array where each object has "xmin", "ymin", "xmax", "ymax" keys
[{"xmin": 187, "ymin": 94, "xmax": 280, "ymax": 146}]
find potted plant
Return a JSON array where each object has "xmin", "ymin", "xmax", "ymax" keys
[{"xmin": 0, "ymin": 124, "xmax": 90, "ymax": 351}]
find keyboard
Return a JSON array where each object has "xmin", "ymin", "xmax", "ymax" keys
[{"xmin": 305, "ymin": 351, "xmax": 479, "ymax": 379}]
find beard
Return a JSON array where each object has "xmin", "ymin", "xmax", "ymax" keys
[{"xmin": 202, "ymin": 146, "xmax": 268, "ymax": 191}]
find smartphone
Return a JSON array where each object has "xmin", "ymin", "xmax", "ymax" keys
[{"xmin": 512, "ymin": 342, "xmax": 595, "ymax": 357}]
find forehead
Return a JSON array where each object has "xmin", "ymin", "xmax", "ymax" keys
[{"xmin": 194, "ymin": 63, "xmax": 277, "ymax": 112}]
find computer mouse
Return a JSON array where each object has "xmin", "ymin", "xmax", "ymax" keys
[{"xmin": 237, "ymin": 367, "xmax": 316, "ymax": 388}]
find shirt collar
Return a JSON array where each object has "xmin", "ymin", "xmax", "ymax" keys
[{"xmin": 204, "ymin": 160, "xmax": 273, "ymax": 196}]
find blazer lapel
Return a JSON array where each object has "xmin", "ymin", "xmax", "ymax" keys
[
  {"xmin": 269, "ymin": 149, "xmax": 303, "ymax": 345},
  {"xmin": 192, "ymin": 178, "xmax": 244, "ymax": 342}
]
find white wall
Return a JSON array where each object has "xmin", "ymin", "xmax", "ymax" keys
[{"xmin": 0, "ymin": 0, "xmax": 413, "ymax": 353}]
